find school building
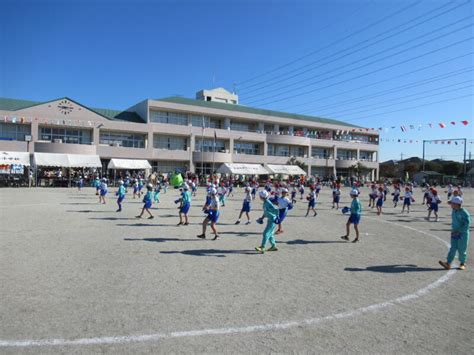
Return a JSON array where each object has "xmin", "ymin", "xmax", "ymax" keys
[{"xmin": 0, "ymin": 88, "xmax": 379, "ymax": 179}]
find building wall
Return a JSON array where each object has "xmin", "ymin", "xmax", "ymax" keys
[{"xmin": 0, "ymin": 97, "xmax": 379, "ymax": 178}]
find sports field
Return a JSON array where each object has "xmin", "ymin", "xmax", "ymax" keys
[{"xmin": 0, "ymin": 186, "xmax": 473, "ymax": 354}]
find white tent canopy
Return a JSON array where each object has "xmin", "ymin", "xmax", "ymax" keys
[
  {"xmin": 67, "ymin": 154, "xmax": 101, "ymax": 168},
  {"xmin": 107, "ymin": 158, "xmax": 151, "ymax": 170},
  {"xmin": 0, "ymin": 151, "xmax": 30, "ymax": 166},
  {"xmin": 33, "ymin": 153, "xmax": 101, "ymax": 168},
  {"xmin": 217, "ymin": 163, "xmax": 269, "ymax": 175},
  {"xmin": 33, "ymin": 153, "xmax": 70, "ymax": 167},
  {"xmin": 266, "ymin": 164, "xmax": 307, "ymax": 176}
]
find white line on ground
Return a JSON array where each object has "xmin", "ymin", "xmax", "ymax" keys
[{"xmin": 0, "ymin": 218, "xmax": 455, "ymax": 348}]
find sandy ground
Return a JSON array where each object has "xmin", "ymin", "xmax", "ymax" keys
[{"xmin": 0, "ymin": 185, "xmax": 473, "ymax": 354}]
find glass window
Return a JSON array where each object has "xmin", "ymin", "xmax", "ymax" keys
[
  {"xmin": 337, "ymin": 149, "xmax": 357, "ymax": 160},
  {"xmin": 150, "ymin": 110, "xmax": 188, "ymax": 125},
  {"xmin": 231, "ymin": 121, "xmax": 256, "ymax": 132},
  {"xmin": 195, "ymin": 138, "xmax": 226, "ymax": 152},
  {"xmin": 290, "ymin": 146, "xmax": 306, "ymax": 157},
  {"xmin": 99, "ymin": 131, "xmax": 145, "ymax": 148},
  {"xmin": 191, "ymin": 115, "xmax": 222, "ymax": 129},
  {"xmin": 267, "ymin": 144, "xmax": 290, "ymax": 157},
  {"xmin": 311, "ymin": 147, "xmax": 332, "ymax": 159},
  {"xmin": 234, "ymin": 141, "xmax": 261, "ymax": 155},
  {"xmin": 153, "ymin": 135, "xmax": 187, "ymax": 150},
  {"xmin": 152, "ymin": 161, "xmax": 187, "ymax": 173},
  {"xmin": 39, "ymin": 126, "xmax": 91, "ymax": 144},
  {"xmin": 0, "ymin": 123, "xmax": 31, "ymax": 141}
]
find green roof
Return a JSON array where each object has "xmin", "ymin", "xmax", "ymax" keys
[
  {"xmin": 0, "ymin": 97, "xmax": 145, "ymax": 123},
  {"xmin": 157, "ymin": 96, "xmax": 360, "ymax": 128}
]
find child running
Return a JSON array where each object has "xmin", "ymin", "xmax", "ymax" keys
[
  {"xmin": 275, "ymin": 188, "xmax": 293, "ymax": 234},
  {"xmin": 426, "ymin": 189, "xmax": 441, "ymax": 222},
  {"xmin": 136, "ymin": 184, "xmax": 154, "ymax": 219},
  {"xmin": 235, "ymin": 186, "xmax": 252, "ymax": 225},
  {"xmin": 341, "ymin": 189, "xmax": 362, "ymax": 243},
  {"xmin": 332, "ymin": 184, "xmax": 341, "ymax": 209},
  {"xmin": 305, "ymin": 186, "xmax": 317, "ymax": 217},
  {"xmin": 392, "ymin": 184, "xmax": 401, "ymax": 208},
  {"xmin": 115, "ymin": 180, "xmax": 126, "ymax": 212},
  {"xmin": 177, "ymin": 184, "xmax": 191, "ymax": 226},
  {"xmin": 439, "ymin": 196, "xmax": 471, "ymax": 270},
  {"xmin": 218, "ymin": 184, "xmax": 227, "ymax": 207},
  {"xmin": 255, "ymin": 190, "xmax": 280, "ymax": 253},
  {"xmin": 376, "ymin": 186, "xmax": 384, "ymax": 216},
  {"xmin": 197, "ymin": 188, "xmax": 220, "ymax": 240},
  {"xmin": 401, "ymin": 187, "xmax": 415, "ymax": 213}
]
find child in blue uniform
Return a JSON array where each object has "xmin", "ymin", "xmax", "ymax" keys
[
  {"xmin": 255, "ymin": 190, "xmax": 280, "ymax": 253},
  {"xmin": 305, "ymin": 186, "xmax": 317, "ymax": 217},
  {"xmin": 291, "ymin": 185, "xmax": 297, "ymax": 204},
  {"xmin": 392, "ymin": 184, "xmax": 401, "ymax": 207},
  {"xmin": 133, "ymin": 180, "xmax": 140, "ymax": 199},
  {"xmin": 426, "ymin": 189, "xmax": 441, "ymax": 222},
  {"xmin": 439, "ymin": 196, "xmax": 471, "ymax": 270},
  {"xmin": 376, "ymin": 186, "xmax": 384, "ymax": 216},
  {"xmin": 299, "ymin": 184, "xmax": 305, "ymax": 200},
  {"xmin": 401, "ymin": 187, "xmax": 414, "ymax": 213},
  {"xmin": 275, "ymin": 188, "xmax": 293, "ymax": 234},
  {"xmin": 235, "ymin": 186, "xmax": 252, "ymax": 225},
  {"xmin": 99, "ymin": 178, "xmax": 108, "ymax": 204},
  {"xmin": 115, "ymin": 180, "xmax": 126, "ymax": 212},
  {"xmin": 197, "ymin": 188, "xmax": 220, "ymax": 240},
  {"xmin": 136, "ymin": 184, "xmax": 154, "ymax": 219},
  {"xmin": 341, "ymin": 189, "xmax": 362, "ymax": 243},
  {"xmin": 332, "ymin": 185, "xmax": 341, "ymax": 209},
  {"xmin": 177, "ymin": 184, "xmax": 191, "ymax": 226}
]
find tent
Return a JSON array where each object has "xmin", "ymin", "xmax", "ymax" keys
[
  {"xmin": 217, "ymin": 163, "xmax": 269, "ymax": 175},
  {"xmin": 33, "ymin": 153, "xmax": 101, "ymax": 168},
  {"xmin": 68, "ymin": 154, "xmax": 101, "ymax": 168},
  {"xmin": 107, "ymin": 158, "xmax": 151, "ymax": 170},
  {"xmin": 0, "ymin": 151, "xmax": 30, "ymax": 166},
  {"xmin": 266, "ymin": 164, "xmax": 307, "ymax": 175}
]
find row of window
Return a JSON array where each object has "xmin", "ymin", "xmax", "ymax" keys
[
  {"xmin": 99, "ymin": 131, "xmax": 145, "ymax": 148},
  {"xmin": 0, "ymin": 123, "xmax": 31, "ymax": 141},
  {"xmin": 40, "ymin": 127, "xmax": 92, "ymax": 144}
]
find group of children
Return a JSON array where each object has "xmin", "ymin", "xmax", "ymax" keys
[{"xmin": 84, "ymin": 176, "xmax": 471, "ymax": 269}]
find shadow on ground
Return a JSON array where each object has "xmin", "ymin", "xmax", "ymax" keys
[
  {"xmin": 160, "ymin": 248, "xmax": 258, "ymax": 257},
  {"xmin": 344, "ymin": 264, "xmax": 442, "ymax": 273},
  {"xmin": 124, "ymin": 237, "xmax": 200, "ymax": 243},
  {"xmin": 283, "ymin": 239, "xmax": 347, "ymax": 245}
]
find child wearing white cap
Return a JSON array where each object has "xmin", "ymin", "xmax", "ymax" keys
[
  {"xmin": 255, "ymin": 190, "xmax": 280, "ymax": 253},
  {"xmin": 275, "ymin": 188, "xmax": 293, "ymax": 234},
  {"xmin": 177, "ymin": 184, "xmax": 191, "ymax": 226},
  {"xmin": 197, "ymin": 187, "xmax": 220, "ymax": 240},
  {"xmin": 115, "ymin": 180, "xmax": 126, "ymax": 212},
  {"xmin": 235, "ymin": 186, "xmax": 252, "ymax": 225},
  {"xmin": 439, "ymin": 196, "xmax": 471, "ymax": 270},
  {"xmin": 341, "ymin": 189, "xmax": 362, "ymax": 243}
]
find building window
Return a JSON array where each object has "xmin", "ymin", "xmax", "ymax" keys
[
  {"xmin": 230, "ymin": 121, "xmax": 256, "ymax": 132},
  {"xmin": 267, "ymin": 144, "xmax": 290, "ymax": 157},
  {"xmin": 39, "ymin": 126, "xmax": 92, "ymax": 144},
  {"xmin": 195, "ymin": 138, "xmax": 226, "ymax": 153},
  {"xmin": 234, "ymin": 141, "xmax": 261, "ymax": 155},
  {"xmin": 359, "ymin": 151, "xmax": 374, "ymax": 161},
  {"xmin": 153, "ymin": 135, "xmax": 187, "ymax": 150},
  {"xmin": 150, "ymin": 110, "xmax": 188, "ymax": 125},
  {"xmin": 290, "ymin": 146, "xmax": 306, "ymax": 157},
  {"xmin": 152, "ymin": 161, "xmax": 187, "ymax": 174},
  {"xmin": 0, "ymin": 123, "xmax": 31, "ymax": 141},
  {"xmin": 337, "ymin": 149, "xmax": 357, "ymax": 160},
  {"xmin": 191, "ymin": 115, "xmax": 222, "ymax": 129},
  {"xmin": 311, "ymin": 147, "xmax": 332, "ymax": 159},
  {"xmin": 99, "ymin": 131, "xmax": 145, "ymax": 148}
]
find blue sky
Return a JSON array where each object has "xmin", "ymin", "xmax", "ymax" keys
[{"xmin": 1, "ymin": 0, "xmax": 473, "ymax": 162}]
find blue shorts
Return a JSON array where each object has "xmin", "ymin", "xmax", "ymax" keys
[
  {"xmin": 430, "ymin": 203, "xmax": 438, "ymax": 212},
  {"xmin": 242, "ymin": 201, "xmax": 251, "ymax": 213},
  {"xmin": 376, "ymin": 199, "xmax": 383, "ymax": 207},
  {"xmin": 133, "ymin": 186, "xmax": 139, "ymax": 193},
  {"xmin": 180, "ymin": 202, "xmax": 190, "ymax": 214},
  {"xmin": 393, "ymin": 195, "xmax": 399, "ymax": 202},
  {"xmin": 308, "ymin": 200, "xmax": 315, "ymax": 208},
  {"xmin": 291, "ymin": 192, "xmax": 296, "ymax": 199},
  {"xmin": 208, "ymin": 210, "xmax": 220, "ymax": 223},
  {"xmin": 144, "ymin": 200, "xmax": 152, "ymax": 209},
  {"xmin": 348, "ymin": 213, "xmax": 361, "ymax": 225},
  {"xmin": 404, "ymin": 197, "xmax": 411, "ymax": 206},
  {"xmin": 278, "ymin": 208, "xmax": 287, "ymax": 222},
  {"xmin": 117, "ymin": 196, "xmax": 125, "ymax": 203},
  {"xmin": 333, "ymin": 196, "xmax": 340, "ymax": 203},
  {"xmin": 100, "ymin": 189, "xmax": 107, "ymax": 196}
]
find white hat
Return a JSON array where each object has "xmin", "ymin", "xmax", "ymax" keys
[
  {"xmin": 183, "ymin": 184, "xmax": 189, "ymax": 190},
  {"xmin": 281, "ymin": 188, "xmax": 289, "ymax": 193},
  {"xmin": 350, "ymin": 189, "xmax": 359, "ymax": 196},
  {"xmin": 119, "ymin": 180, "xmax": 124, "ymax": 185},
  {"xmin": 245, "ymin": 186, "xmax": 251, "ymax": 192},
  {"xmin": 210, "ymin": 188, "xmax": 217, "ymax": 195},
  {"xmin": 449, "ymin": 196, "xmax": 463, "ymax": 205},
  {"xmin": 259, "ymin": 190, "xmax": 269, "ymax": 199}
]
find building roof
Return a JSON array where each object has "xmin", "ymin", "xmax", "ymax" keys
[
  {"xmin": 157, "ymin": 96, "xmax": 362, "ymax": 128},
  {"xmin": 0, "ymin": 97, "xmax": 145, "ymax": 123},
  {"xmin": 417, "ymin": 171, "xmax": 443, "ymax": 176}
]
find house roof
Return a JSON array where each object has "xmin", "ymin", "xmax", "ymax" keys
[
  {"xmin": 156, "ymin": 96, "xmax": 362, "ymax": 128},
  {"xmin": 0, "ymin": 97, "xmax": 145, "ymax": 123}
]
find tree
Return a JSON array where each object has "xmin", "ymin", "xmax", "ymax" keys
[
  {"xmin": 351, "ymin": 161, "xmax": 371, "ymax": 179},
  {"xmin": 404, "ymin": 163, "xmax": 418, "ymax": 180},
  {"xmin": 287, "ymin": 156, "xmax": 308, "ymax": 173},
  {"xmin": 442, "ymin": 161, "xmax": 462, "ymax": 176}
]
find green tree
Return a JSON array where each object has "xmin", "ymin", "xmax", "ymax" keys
[
  {"xmin": 287, "ymin": 156, "xmax": 308, "ymax": 173},
  {"xmin": 442, "ymin": 162, "xmax": 462, "ymax": 176},
  {"xmin": 351, "ymin": 161, "xmax": 371, "ymax": 179}
]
